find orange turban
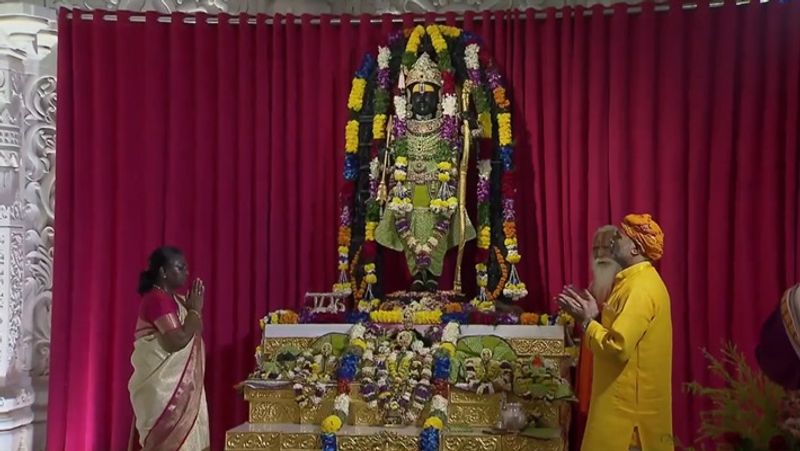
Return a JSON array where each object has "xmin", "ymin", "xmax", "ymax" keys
[{"xmin": 620, "ymin": 213, "xmax": 664, "ymax": 261}]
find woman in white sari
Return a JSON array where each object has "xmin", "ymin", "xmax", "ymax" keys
[{"xmin": 129, "ymin": 247, "xmax": 210, "ymax": 451}]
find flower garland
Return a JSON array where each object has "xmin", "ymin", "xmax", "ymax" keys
[
  {"xmin": 463, "ymin": 33, "xmax": 528, "ymax": 307},
  {"xmin": 420, "ymin": 322, "xmax": 458, "ymax": 451},
  {"xmin": 320, "ymin": 325, "xmax": 366, "ymax": 448},
  {"xmin": 261, "ymin": 309, "xmax": 299, "ymax": 326},
  {"xmin": 334, "ymin": 55, "xmax": 376, "ymax": 295}
]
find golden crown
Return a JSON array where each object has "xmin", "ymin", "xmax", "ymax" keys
[{"xmin": 405, "ymin": 53, "xmax": 442, "ymax": 88}]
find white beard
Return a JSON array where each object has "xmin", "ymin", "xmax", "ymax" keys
[{"xmin": 589, "ymin": 258, "xmax": 622, "ymax": 304}]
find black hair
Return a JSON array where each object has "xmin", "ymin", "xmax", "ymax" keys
[{"xmin": 137, "ymin": 246, "xmax": 183, "ymax": 295}]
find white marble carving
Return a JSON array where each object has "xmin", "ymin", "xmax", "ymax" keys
[
  {"xmin": 48, "ymin": 0, "xmax": 639, "ymax": 14},
  {"xmin": 0, "ymin": 4, "xmax": 56, "ymax": 451}
]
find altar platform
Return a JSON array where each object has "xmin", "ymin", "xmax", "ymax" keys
[
  {"xmin": 226, "ymin": 323, "xmax": 574, "ymax": 451},
  {"xmin": 226, "ymin": 423, "xmax": 565, "ymax": 451}
]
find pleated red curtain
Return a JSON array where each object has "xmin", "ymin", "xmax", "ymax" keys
[{"xmin": 51, "ymin": 3, "xmax": 800, "ymax": 449}]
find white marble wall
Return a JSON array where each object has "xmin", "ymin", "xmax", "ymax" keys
[{"xmin": 0, "ymin": 4, "xmax": 56, "ymax": 450}]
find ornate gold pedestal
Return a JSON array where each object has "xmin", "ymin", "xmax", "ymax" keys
[
  {"xmin": 226, "ymin": 424, "xmax": 565, "ymax": 451},
  {"xmin": 228, "ymin": 326, "xmax": 573, "ymax": 450}
]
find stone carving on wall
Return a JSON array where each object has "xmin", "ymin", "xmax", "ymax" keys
[
  {"xmin": 0, "ymin": 5, "xmax": 57, "ymax": 450},
  {"xmin": 48, "ymin": 0, "xmax": 638, "ymax": 15},
  {"xmin": 22, "ymin": 75, "xmax": 54, "ymax": 380}
]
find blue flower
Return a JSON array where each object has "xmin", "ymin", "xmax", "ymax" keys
[
  {"xmin": 346, "ymin": 311, "xmax": 369, "ymax": 324},
  {"xmin": 343, "ymin": 155, "xmax": 359, "ymax": 181},
  {"xmin": 356, "ymin": 54, "xmax": 376, "ymax": 79},
  {"xmin": 459, "ymin": 31, "xmax": 483, "ymax": 45},
  {"xmin": 433, "ymin": 355, "xmax": 450, "ymax": 380},
  {"xmin": 337, "ymin": 352, "xmax": 361, "ymax": 380},
  {"xmin": 419, "ymin": 427, "xmax": 440, "ymax": 451},
  {"xmin": 321, "ymin": 432, "xmax": 337, "ymax": 451},
  {"xmin": 441, "ymin": 312, "xmax": 467, "ymax": 324},
  {"xmin": 499, "ymin": 146, "xmax": 514, "ymax": 171}
]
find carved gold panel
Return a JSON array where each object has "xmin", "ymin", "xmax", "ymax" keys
[
  {"xmin": 351, "ymin": 400, "xmax": 384, "ymax": 426},
  {"xmin": 442, "ymin": 435, "xmax": 501, "ymax": 451},
  {"xmin": 502, "ymin": 435, "xmax": 563, "ymax": 451},
  {"xmin": 338, "ymin": 431, "xmax": 418, "ymax": 451},
  {"xmin": 261, "ymin": 337, "xmax": 316, "ymax": 356},
  {"xmin": 245, "ymin": 386, "xmax": 296, "ymax": 401},
  {"xmin": 450, "ymin": 390, "xmax": 502, "ymax": 405},
  {"xmin": 508, "ymin": 338, "xmax": 565, "ymax": 357},
  {"xmin": 299, "ymin": 400, "xmax": 334, "ymax": 424},
  {"xmin": 448, "ymin": 403, "xmax": 501, "ymax": 426},
  {"xmin": 250, "ymin": 401, "xmax": 301, "ymax": 424},
  {"xmin": 280, "ymin": 433, "xmax": 321, "ymax": 449},
  {"xmin": 226, "ymin": 432, "xmax": 280, "ymax": 450}
]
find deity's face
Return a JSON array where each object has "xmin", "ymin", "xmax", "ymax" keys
[{"xmin": 408, "ymin": 82, "xmax": 440, "ymax": 120}]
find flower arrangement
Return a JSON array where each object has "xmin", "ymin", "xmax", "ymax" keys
[
  {"xmin": 513, "ymin": 355, "xmax": 574, "ymax": 403},
  {"xmin": 332, "ymin": 24, "xmax": 527, "ymax": 311},
  {"xmin": 684, "ymin": 343, "xmax": 798, "ymax": 450},
  {"xmin": 419, "ymin": 322, "xmax": 458, "ymax": 451},
  {"xmin": 289, "ymin": 343, "xmax": 338, "ymax": 408},
  {"xmin": 319, "ymin": 325, "xmax": 366, "ymax": 446},
  {"xmin": 262, "ymin": 310, "xmax": 299, "ymax": 326},
  {"xmin": 334, "ymin": 54, "xmax": 377, "ymax": 296}
]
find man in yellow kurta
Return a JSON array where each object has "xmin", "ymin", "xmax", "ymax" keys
[{"xmin": 558, "ymin": 213, "xmax": 673, "ymax": 451}]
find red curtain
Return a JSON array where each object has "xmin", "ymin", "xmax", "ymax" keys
[{"xmin": 51, "ymin": 3, "xmax": 800, "ymax": 450}]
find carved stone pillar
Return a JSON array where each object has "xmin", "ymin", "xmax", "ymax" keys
[{"xmin": 0, "ymin": 4, "xmax": 56, "ymax": 450}]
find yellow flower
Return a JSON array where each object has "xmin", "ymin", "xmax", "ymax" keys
[
  {"xmin": 446, "ymin": 197, "xmax": 458, "ymax": 208},
  {"xmin": 364, "ymin": 263, "xmax": 376, "ymax": 272},
  {"xmin": 497, "ymin": 113, "xmax": 512, "ymax": 146},
  {"xmin": 440, "ymin": 342, "xmax": 456, "ymax": 357},
  {"xmin": 370, "ymin": 309, "xmax": 403, "ymax": 323},
  {"xmin": 345, "ymin": 120, "xmax": 359, "ymax": 153},
  {"xmin": 338, "ymin": 246, "xmax": 349, "ymax": 255},
  {"xmin": 321, "ymin": 414, "xmax": 343, "ymax": 433},
  {"xmin": 365, "ymin": 274, "xmax": 378, "ymax": 284},
  {"xmin": 424, "ymin": 416, "xmax": 444, "ymax": 430},
  {"xmin": 395, "ymin": 156, "xmax": 408, "ymax": 166},
  {"xmin": 405, "ymin": 25, "xmax": 425, "ymax": 54},
  {"xmin": 426, "ymin": 25, "xmax": 447, "ymax": 53},
  {"xmin": 351, "ymin": 338, "xmax": 368, "ymax": 350},
  {"xmin": 438, "ymin": 25, "xmax": 461, "ymax": 38},
  {"xmin": 394, "ymin": 169, "xmax": 407, "ymax": 182},
  {"xmin": 270, "ymin": 313, "xmax": 279, "ymax": 324},
  {"xmin": 478, "ymin": 226, "xmax": 491, "ymax": 249},
  {"xmin": 438, "ymin": 173, "xmax": 450, "ymax": 182},
  {"xmin": 348, "ymin": 78, "xmax": 366, "ymax": 112},
  {"xmin": 413, "ymin": 310, "xmax": 442, "ymax": 325},
  {"xmin": 373, "ymin": 114, "xmax": 386, "ymax": 140},
  {"xmin": 475, "ymin": 263, "xmax": 487, "ymax": 272},
  {"xmin": 504, "ymin": 237, "xmax": 517, "ymax": 247},
  {"xmin": 506, "ymin": 253, "xmax": 521, "ymax": 264},
  {"xmin": 437, "ymin": 161, "xmax": 452, "ymax": 171},
  {"xmin": 479, "ymin": 112, "xmax": 492, "ymax": 138},
  {"xmin": 539, "ymin": 313, "xmax": 550, "ymax": 326}
]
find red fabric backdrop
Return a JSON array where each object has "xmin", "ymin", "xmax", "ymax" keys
[{"xmin": 51, "ymin": 3, "xmax": 800, "ymax": 450}]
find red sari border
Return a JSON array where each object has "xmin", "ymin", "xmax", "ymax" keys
[{"xmin": 142, "ymin": 336, "xmax": 205, "ymax": 451}]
